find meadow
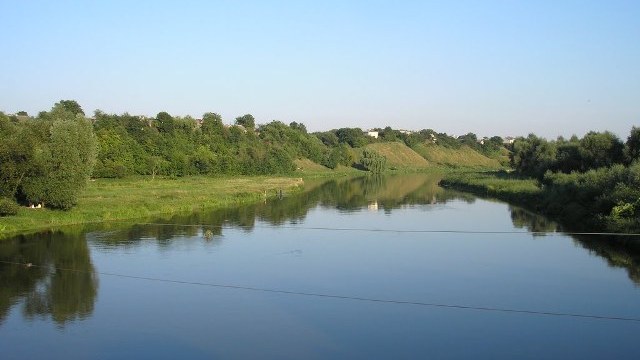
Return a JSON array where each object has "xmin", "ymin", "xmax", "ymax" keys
[{"xmin": 0, "ymin": 176, "xmax": 303, "ymax": 238}]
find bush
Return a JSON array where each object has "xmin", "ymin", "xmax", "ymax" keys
[
  {"xmin": 359, "ymin": 149, "xmax": 387, "ymax": 173},
  {"xmin": 0, "ymin": 197, "xmax": 19, "ymax": 216}
]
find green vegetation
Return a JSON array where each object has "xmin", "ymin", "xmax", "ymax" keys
[
  {"xmin": 440, "ymin": 171, "xmax": 542, "ymax": 209},
  {"xmin": 412, "ymin": 143, "xmax": 502, "ymax": 168},
  {"xmin": 1, "ymin": 99, "xmax": 512, "ymax": 236},
  {"xmin": 365, "ymin": 142, "xmax": 430, "ymax": 169},
  {"xmin": 359, "ymin": 149, "xmax": 387, "ymax": 173},
  {"xmin": 0, "ymin": 101, "xmax": 97, "ymax": 210},
  {"xmin": 442, "ymin": 127, "xmax": 640, "ymax": 232},
  {"xmin": 0, "ymin": 198, "xmax": 19, "ymax": 216},
  {"xmin": 0, "ymin": 176, "xmax": 303, "ymax": 237}
]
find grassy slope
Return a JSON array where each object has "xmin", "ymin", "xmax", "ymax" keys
[
  {"xmin": 294, "ymin": 158, "xmax": 331, "ymax": 172},
  {"xmin": 0, "ymin": 176, "xmax": 303, "ymax": 237},
  {"xmin": 294, "ymin": 141, "xmax": 502, "ymax": 173},
  {"xmin": 364, "ymin": 142, "xmax": 430, "ymax": 168},
  {"xmin": 412, "ymin": 143, "xmax": 502, "ymax": 168}
]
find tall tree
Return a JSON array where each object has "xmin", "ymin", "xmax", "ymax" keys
[
  {"xmin": 154, "ymin": 111, "xmax": 175, "ymax": 133},
  {"xmin": 235, "ymin": 114, "xmax": 255, "ymax": 129},
  {"xmin": 20, "ymin": 106, "xmax": 97, "ymax": 209},
  {"xmin": 56, "ymin": 100, "xmax": 85, "ymax": 116},
  {"xmin": 625, "ymin": 126, "xmax": 640, "ymax": 163},
  {"xmin": 579, "ymin": 131, "xmax": 624, "ymax": 170}
]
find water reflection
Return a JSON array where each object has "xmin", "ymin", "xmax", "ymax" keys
[
  {"xmin": 506, "ymin": 203, "xmax": 640, "ymax": 285},
  {"xmin": 573, "ymin": 235, "xmax": 640, "ymax": 285},
  {"xmin": 509, "ymin": 205, "xmax": 559, "ymax": 235},
  {"xmin": 2, "ymin": 172, "xmax": 640, "ymax": 331},
  {"xmin": 92, "ymin": 174, "xmax": 472, "ymax": 246},
  {"xmin": 0, "ymin": 230, "xmax": 97, "ymax": 327}
]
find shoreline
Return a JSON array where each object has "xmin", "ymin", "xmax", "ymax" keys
[{"xmin": 0, "ymin": 175, "xmax": 304, "ymax": 239}]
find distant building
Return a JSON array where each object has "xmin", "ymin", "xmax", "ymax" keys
[
  {"xmin": 367, "ymin": 130, "xmax": 379, "ymax": 139},
  {"xmin": 503, "ymin": 136, "xmax": 515, "ymax": 144}
]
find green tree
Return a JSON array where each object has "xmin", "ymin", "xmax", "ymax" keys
[
  {"xmin": 0, "ymin": 114, "xmax": 37, "ymax": 198},
  {"xmin": 510, "ymin": 134, "xmax": 557, "ymax": 178},
  {"xmin": 359, "ymin": 149, "xmax": 387, "ymax": 173},
  {"xmin": 579, "ymin": 131, "xmax": 624, "ymax": 170},
  {"xmin": 56, "ymin": 100, "xmax": 84, "ymax": 116},
  {"xmin": 335, "ymin": 128, "xmax": 368, "ymax": 148},
  {"xmin": 201, "ymin": 112, "xmax": 225, "ymax": 136},
  {"xmin": 289, "ymin": 121, "xmax": 307, "ymax": 133},
  {"xmin": 316, "ymin": 131, "xmax": 339, "ymax": 147},
  {"xmin": 625, "ymin": 126, "xmax": 640, "ymax": 163},
  {"xmin": 154, "ymin": 111, "xmax": 175, "ymax": 133},
  {"xmin": 235, "ymin": 114, "xmax": 255, "ymax": 129},
  {"xmin": 93, "ymin": 128, "xmax": 137, "ymax": 178},
  {"xmin": 458, "ymin": 132, "xmax": 479, "ymax": 149},
  {"xmin": 20, "ymin": 108, "xmax": 97, "ymax": 209}
]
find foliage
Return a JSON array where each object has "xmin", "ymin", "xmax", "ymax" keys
[
  {"xmin": 0, "ymin": 102, "xmax": 97, "ymax": 210},
  {"xmin": 20, "ymin": 113, "xmax": 97, "ymax": 209},
  {"xmin": 510, "ymin": 130, "xmax": 628, "ymax": 178},
  {"xmin": 56, "ymin": 100, "xmax": 84, "ymax": 116},
  {"xmin": 442, "ymin": 161, "xmax": 640, "ymax": 232},
  {"xmin": 0, "ymin": 198, "xmax": 19, "ymax": 216},
  {"xmin": 322, "ymin": 144, "xmax": 354, "ymax": 169},
  {"xmin": 235, "ymin": 114, "xmax": 255, "ymax": 129},
  {"xmin": 510, "ymin": 134, "xmax": 557, "ymax": 178},
  {"xmin": 335, "ymin": 127, "xmax": 369, "ymax": 148},
  {"xmin": 625, "ymin": 126, "xmax": 640, "ymax": 163},
  {"xmin": 359, "ymin": 149, "xmax": 387, "ymax": 173},
  {"xmin": 0, "ymin": 113, "xmax": 37, "ymax": 198},
  {"xmin": 579, "ymin": 131, "xmax": 624, "ymax": 170}
]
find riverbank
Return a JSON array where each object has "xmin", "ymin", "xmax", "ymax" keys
[
  {"xmin": 439, "ymin": 171, "xmax": 542, "ymax": 208},
  {"xmin": 0, "ymin": 176, "xmax": 304, "ymax": 238},
  {"xmin": 439, "ymin": 171, "xmax": 640, "ymax": 233}
]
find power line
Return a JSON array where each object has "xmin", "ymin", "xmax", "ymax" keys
[
  {"xmin": 111, "ymin": 221, "xmax": 640, "ymax": 237},
  {"xmin": 2, "ymin": 260, "xmax": 640, "ymax": 324}
]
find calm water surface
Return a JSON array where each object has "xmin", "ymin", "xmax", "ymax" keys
[{"xmin": 1, "ymin": 174, "xmax": 640, "ymax": 359}]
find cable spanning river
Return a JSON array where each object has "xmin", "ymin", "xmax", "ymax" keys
[{"xmin": 1, "ymin": 174, "xmax": 639, "ymax": 359}]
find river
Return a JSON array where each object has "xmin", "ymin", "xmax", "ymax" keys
[{"xmin": 1, "ymin": 174, "xmax": 639, "ymax": 359}]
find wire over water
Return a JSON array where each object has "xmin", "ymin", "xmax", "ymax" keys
[{"xmin": 2, "ymin": 260, "xmax": 640, "ymax": 323}]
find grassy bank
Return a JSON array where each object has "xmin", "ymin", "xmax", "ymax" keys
[
  {"xmin": 440, "ymin": 171, "xmax": 542, "ymax": 208},
  {"xmin": 412, "ymin": 143, "xmax": 503, "ymax": 169},
  {"xmin": 0, "ymin": 176, "xmax": 304, "ymax": 238},
  {"xmin": 440, "ymin": 170, "xmax": 640, "ymax": 233}
]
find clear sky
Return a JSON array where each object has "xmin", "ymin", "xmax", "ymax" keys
[{"xmin": 1, "ymin": 0, "xmax": 638, "ymax": 138}]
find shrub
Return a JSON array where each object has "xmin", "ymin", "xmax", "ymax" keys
[
  {"xmin": 359, "ymin": 149, "xmax": 387, "ymax": 174},
  {"xmin": 0, "ymin": 197, "xmax": 19, "ymax": 216}
]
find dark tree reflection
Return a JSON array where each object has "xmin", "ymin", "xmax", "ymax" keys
[
  {"xmin": 0, "ymin": 230, "xmax": 97, "ymax": 326},
  {"xmin": 507, "ymin": 204, "xmax": 640, "ymax": 285}
]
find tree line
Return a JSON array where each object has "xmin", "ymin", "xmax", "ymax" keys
[
  {"xmin": 509, "ymin": 129, "xmax": 640, "ymax": 230},
  {"xmin": 1, "ymin": 100, "xmax": 512, "ymax": 212}
]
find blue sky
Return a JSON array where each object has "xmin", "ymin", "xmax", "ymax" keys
[{"xmin": 1, "ymin": 0, "xmax": 638, "ymax": 138}]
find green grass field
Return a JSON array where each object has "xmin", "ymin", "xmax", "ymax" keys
[{"xmin": 0, "ymin": 176, "xmax": 304, "ymax": 238}]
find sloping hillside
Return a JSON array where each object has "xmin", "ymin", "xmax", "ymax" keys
[
  {"xmin": 294, "ymin": 158, "xmax": 331, "ymax": 172},
  {"xmin": 364, "ymin": 142, "xmax": 430, "ymax": 168},
  {"xmin": 412, "ymin": 143, "xmax": 501, "ymax": 168}
]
